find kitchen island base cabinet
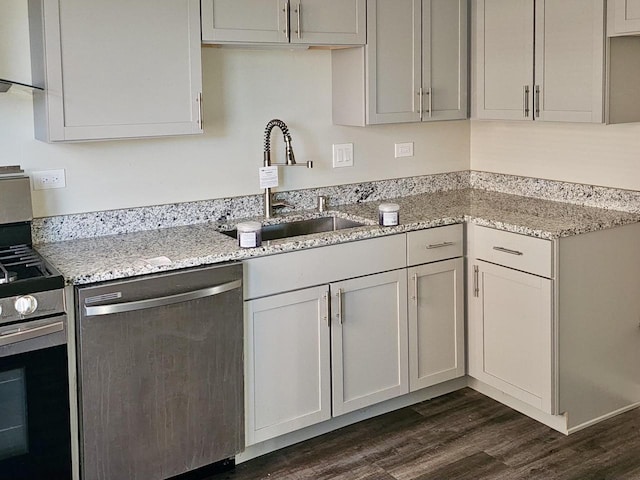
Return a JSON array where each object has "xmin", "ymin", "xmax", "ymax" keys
[
  {"xmin": 408, "ymin": 258, "xmax": 465, "ymax": 391},
  {"xmin": 331, "ymin": 270, "xmax": 409, "ymax": 416},
  {"xmin": 244, "ymin": 286, "xmax": 331, "ymax": 446}
]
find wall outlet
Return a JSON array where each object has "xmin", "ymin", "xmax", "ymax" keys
[
  {"xmin": 333, "ymin": 143, "xmax": 354, "ymax": 168},
  {"xmin": 32, "ymin": 169, "xmax": 66, "ymax": 190},
  {"xmin": 395, "ymin": 142, "xmax": 414, "ymax": 158}
]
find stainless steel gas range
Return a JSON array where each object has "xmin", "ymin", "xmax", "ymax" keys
[{"xmin": 0, "ymin": 166, "xmax": 71, "ymax": 480}]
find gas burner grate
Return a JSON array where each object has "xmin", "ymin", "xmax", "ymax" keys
[{"xmin": 0, "ymin": 245, "xmax": 46, "ymax": 284}]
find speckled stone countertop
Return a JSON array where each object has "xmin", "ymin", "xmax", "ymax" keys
[{"xmin": 36, "ymin": 188, "xmax": 640, "ymax": 285}]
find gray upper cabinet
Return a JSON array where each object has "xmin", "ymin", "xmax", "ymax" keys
[
  {"xmin": 607, "ymin": 0, "xmax": 640, "ymax": 35},
  {"xmin": 332, "ymin": 0, "xmax": 468, "ymax": 126},
  {"xmin": 475, "ymin": 0, "xmax": 605, "ymax": 123},
  {"xmin": 201, "ymin": 0, "xmax": 366, "ymax": 45},
  {"xmin": 28, "ymin": 0, "xmax": 203, "ymax": 142}
]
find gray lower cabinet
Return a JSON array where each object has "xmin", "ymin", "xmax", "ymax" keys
[
  {"xmin": 244, "ymin": 286, "xmax": 331, "ymax": 446},
  {"xmin": 408, "ymin": 258, "xmax": 465, "ymax": 391},
  {"xmin": 474, "ymin": 0, "xmax": 605, "ymax": 123},
  {"xmin": 201, "ymin": 0, "xmax": 366, "ymax": 45},
  {"xmin": 28, "ymin": 0, "xmax": 203, "ymax": 142},
  {"xmin": 332, "ymin": 0, "xmax": 468, "ymax": 125},
  {"xmin": 331, "ymin": 270, "xmax": 409, "ymax": 416}
]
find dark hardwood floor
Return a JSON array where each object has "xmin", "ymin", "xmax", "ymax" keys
[{"xmin": 207, "ymin": 388, "xmax": 640, "ymax": 480}]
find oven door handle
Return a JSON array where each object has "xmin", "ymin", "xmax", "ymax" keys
[
  {"xmin": 84, "ymin": 279, "xmax": 242, "ymax": 317},
  {"xmin": 0, "ymin": 321, "xmax": 64, "ymax": 348}
]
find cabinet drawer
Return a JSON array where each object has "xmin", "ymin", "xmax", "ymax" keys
[
  {"xmin": 471, "ymin": 225, "xmax": 553, "ymax": 278},
  {"xmin": 407, "ymin": 224, "xmax": 463, "ymax": 266},
  {"xmin": 245, "ymin": 234, "xmax": 407, "ymax": 299}
]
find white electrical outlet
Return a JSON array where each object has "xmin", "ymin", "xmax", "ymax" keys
[
  {"xmin": 395, "ymin": 142, "xmax": 414, "ymax": 158},
  {"xmin": 32, "ymin": 169, "xmax": 66, "ymax": 190},
  {"xmin": 332, "ymin": 143, "xmax": 354, "ymax": 168}
]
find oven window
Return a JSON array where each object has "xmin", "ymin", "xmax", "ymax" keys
[{"xmin": 0, "ymin": 368, "xmax": 28, "ymax": 461}]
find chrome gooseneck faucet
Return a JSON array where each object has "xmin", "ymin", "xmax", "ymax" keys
[{"xmin": 263, "ymin": 119, "xmax": 313, "ymax": 218}]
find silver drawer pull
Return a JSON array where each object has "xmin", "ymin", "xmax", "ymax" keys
[
  {"xmin": 426, "ymin": 241, "xmax": 454, "ymax": 250},
  {"xmin": 0, "ymin": 321, "xmax": 64, "ymax": 347},
  {"xmin": 493, "ymin": 246, "xmax": 524, "ymax": 256}
]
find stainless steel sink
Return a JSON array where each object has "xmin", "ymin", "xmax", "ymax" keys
[{"xmin": 222, "ymin": 217, "xmax": 365, "ymax": 242}]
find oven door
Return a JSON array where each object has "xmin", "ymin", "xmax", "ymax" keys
[{"xmin": 0, "ymin": 316, "xmax": 71, "ymax": 480}]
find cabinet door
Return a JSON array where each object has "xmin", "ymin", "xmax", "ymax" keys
[
  {"xmin": 201, "ymin": 0, "xmax": 288, "ymax": 43},
  {"xmin": 475, "ymin": 0, "xmax": 535, "ymax": 120},
  {"xmin": 468, "ymin": 261, "xmax": 556, "ymax": 414},
  {"xmin": 366, "ymin": 0, "xmax": 422, "ymax": 124},
  {"xmin": 534, "ymin": 0, "xmax": 604, "ymax": 123},
  {"xmin": 331, "ymin": 270, "xmax": 409, "ymax": 416},
  {"xmin": 408, "ymin": 258, "xmax": 465, "ymax": 391},
  {"xmin": 609, "ymin": 0, "xmax": 640, "ymax": 35},
  {"xmin": 422, "ymin": 0, "xmax": 468, "ymax": 121},
  {"xmin": 290, "ymin": 0, "xmax": 366, "ymax": 45},
  {"xmin": 32, "ymin": 0, "xmax": 203, "ymax": 142},
  {"xmin": 245, "ymin": 286, "xmax": 331, "ymax": 446}
]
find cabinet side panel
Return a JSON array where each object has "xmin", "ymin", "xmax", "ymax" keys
[
  {"xmin": 558, "ymin": 223, "xmax": 640, "ymax": 429},
  {"xmin": 331, "ymin": 47, "xmax": 366, "ymax": 126},
  {"xmin": 607, "ymin": 36, "xmax": 640, "ymax": 124}
]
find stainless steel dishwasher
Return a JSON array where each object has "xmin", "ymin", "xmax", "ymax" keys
[{"xmin": 76, "ymin": 263, "xmax": 243, "ymax": 480}]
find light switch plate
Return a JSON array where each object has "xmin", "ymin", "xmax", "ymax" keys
[
  {"xmin": 333, "ymin": 143, "xmax": 354, "ymax": 168},
  {"xmin": 395, "ymin": 142, "xmax": 414, "ymax": 158},
  {"xmin": 32, "ymin": 169, "xmax": 66, "ymax": 190}
]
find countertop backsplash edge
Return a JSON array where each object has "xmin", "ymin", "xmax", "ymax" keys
[{"xmin": 32, "ymin": 170, "xmax": 640, "ymax": 244}]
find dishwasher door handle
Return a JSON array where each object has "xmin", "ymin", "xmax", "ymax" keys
[{"xmin": 84, "ymin": 279, "xmax": 242, "ymax": 317}]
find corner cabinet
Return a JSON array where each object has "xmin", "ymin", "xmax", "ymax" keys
[
  {"xmin": 201, "ymin": 0, "xmax": 366, "ymax": 45},
  {"xmin": 467, "ymin": 225, "xmax": 556, "ymax": 414},
  {"xmin": 474, "ymin": 0, "xmax": 605, "ymax": 123},
  {"xmin": 332, "ymin": 0, "xmax": 468, "ymax": 126},
  {"xmin": 28, "ymin": 0, "xmax": 203, "ymax": 142}
]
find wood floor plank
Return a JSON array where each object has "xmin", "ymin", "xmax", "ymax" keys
[{"xmin": 205, "ymin": 388, "xmax": 640, "ymax": 480}]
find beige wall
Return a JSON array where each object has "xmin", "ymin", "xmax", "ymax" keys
[
  {"xmin": 0, "ymin": 47, "xmax": 470, "ymax": 218},
  {"xmin": 470, "ymin": 120, "xmax": 640, "ymax": 191}
]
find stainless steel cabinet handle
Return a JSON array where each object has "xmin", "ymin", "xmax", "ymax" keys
[
  {"xmin": 417, "ymin": 88, "xmax": 424, "ymax": 120},
  {"xmin": 523, "ymin": 85, "xmax": 530, "ymax": 118},
  {"xmin": 426, "ymin": 241, "xmax": 454, "ymax": 250},
  {"xmin": 284, "ymin": 2, "xmax": 290, "ymax": 41},
  {"xmin": 0, "ymin": 321, "xmax": 63, "ymax": 347},
  {"xmin": 493, "ymin": 246, "xmax": 524, "ymax": 256},
  {"xmin": 412, "ymin": 273, "xmax": 418, "ymax": 304},
  {"xmin": 473, "ymin": 265, "xmax": 479, "ymax": 298},
  {"xmin": 427, "ymin": 87, "xmax": 432, "ymax": 118},
  {"xmin": 535, "ymin": 85, "xmax": 540, "ymax": 118},
  {"xmin": 197, "ymin": 92, "xmax": 203, "ymax": 130},
  {"xmin": 336, "ymin": 288, "xmax": 343, "ymax": 324},
  {"xmin": 84, "ymin": 279, "xmax": 242, "ymax": 317},
  {"xmin": 323, "ymin": 290, "xmax": 330, "ymax": 327},
  {"xmin": 296, "ymin": 2, "xmax": 301, "ymax": 39}
]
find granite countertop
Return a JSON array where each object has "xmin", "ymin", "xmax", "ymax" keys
[{"xmin": 36, "ymin": 188, "xmax": 640, "ymax": 285}]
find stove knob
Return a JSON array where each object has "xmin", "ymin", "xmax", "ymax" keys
[{"xmin": 15, "ymin": 296, "xmax": 38, "ymax": 316}]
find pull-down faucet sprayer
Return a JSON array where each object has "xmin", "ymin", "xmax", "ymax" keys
[{"xmin": 263, "ymin": 119, "xmax": 313, "ymax": 218}]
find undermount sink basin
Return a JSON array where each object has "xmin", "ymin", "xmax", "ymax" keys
[{"xmin": 222, "ymin": 216, "xmax": 365, "ymax": 242}]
